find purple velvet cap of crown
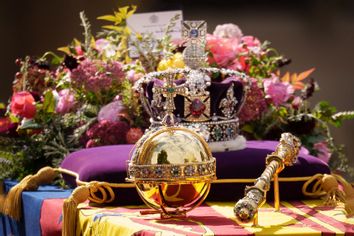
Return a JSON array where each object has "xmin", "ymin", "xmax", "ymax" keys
[
  {"xmin": 60, "ymin": 141, "xmax": 330, "ymax": 204},
  {"xmin": 145, "ymin": 79, "xmax": 244, "ymax": 119}
]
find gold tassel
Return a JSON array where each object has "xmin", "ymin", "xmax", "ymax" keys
[
  {"xmin": 302, "ymin": 173, "xmax": 354, "ymax": 217},
  {"xmin": 0, "ymin": 180, "xmax": 4, "ymax": 213},
  {"xmin": 62, "ymin": 185, "xmax": 90, "ymax": 236},
  {"xmin": 3, "ymin": 166, "xmax": 58, "ymax": 220},
  {"xmin": 332, "ymin": 174, "xmax": 354, "ymax": 217}
]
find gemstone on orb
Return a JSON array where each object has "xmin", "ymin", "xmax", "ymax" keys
[
  {"xmin": 155, "ymin": 167, "xmax": 164, "ymax": 178},
  {"xmin": 190, "ymin": 29, "xmax": 199, "ymax": 38},
  {"xmin": 142, "ymin": 168, "xmax": 150, "ymax": 178},
  {"xmin": 198, "ymin": 165, "xmax": 206, "ymax": 175},
  {"xmin": 189, "ymin": 98, "xmax": 206, "ymax": 117},
  {"xmin": 171, "ymin": 166, "xmax": 180, "ymax": 177},
  {"xmin": 184, "ymin": 165, "xmax": 195, "ymax": 176}
]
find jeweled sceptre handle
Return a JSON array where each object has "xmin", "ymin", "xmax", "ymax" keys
[{"xmin": 234, "ymin": 133, "xmax": 301, "ymax": 226}]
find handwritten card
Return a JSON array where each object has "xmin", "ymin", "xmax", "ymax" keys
[{"xmin": 127, "ymin": 10, "xmax": 183, "ymax": 57}]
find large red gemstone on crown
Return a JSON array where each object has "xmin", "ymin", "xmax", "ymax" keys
[{"xmin": 189, "ymin": 99, "xmax": 206, "ymax": 117}]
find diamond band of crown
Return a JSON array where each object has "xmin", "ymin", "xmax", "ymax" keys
[
  {"xmin": 150, "ymin": 119, "xmax": 239, "ymax": 143},
  {"xmin": 134, "ymin": 20, "xmax": 250, "ymax": 144}
]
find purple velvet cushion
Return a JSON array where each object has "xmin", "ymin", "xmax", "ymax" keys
[{"xmin": 60, "ymin": 141, "xmax": 330, "ymax": 204}]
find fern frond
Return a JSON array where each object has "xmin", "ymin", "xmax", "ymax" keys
[
  {"xmin": 0, "ymin": 150, "xmax": 16, "ymax": 160},
  {"xmin": 332, "ymin": 111, "xmax": 354, "ymax": 121},
  {"xmin": 79, "ymin": 11, "xmax": 92, "ymax": 54}
]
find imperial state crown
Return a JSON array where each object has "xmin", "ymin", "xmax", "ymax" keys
[{"xmin": 134, "ymin": 21, "xmax": 249, "ymax": 151}]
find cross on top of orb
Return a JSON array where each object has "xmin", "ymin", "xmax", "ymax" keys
[{"xmin": 152, "ymin": 73, "xmax": 188, "ymax": 117}]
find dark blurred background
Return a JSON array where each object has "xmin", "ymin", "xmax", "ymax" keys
[{"xmin": 1, "ymin": 0, "xmax": 353, "ymax": 165}]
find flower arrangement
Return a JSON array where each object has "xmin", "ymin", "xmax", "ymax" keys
[{"xmin": 0, "ymin": 5, "xmax": 353, "ymax": 180}]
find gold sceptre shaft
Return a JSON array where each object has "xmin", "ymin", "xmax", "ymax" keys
[{"xmin": 233, "ymin": 133, "xmax": 301, "ymax": 226}]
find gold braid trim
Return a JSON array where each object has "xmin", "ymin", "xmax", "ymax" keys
[{"xmin": 0, "ymin": 165, "xmax": 317, "ymax": 221}]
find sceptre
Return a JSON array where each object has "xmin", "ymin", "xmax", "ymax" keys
[{"xmin": 234, "ymin": 133, "xmax": 301, "ymax": 226}]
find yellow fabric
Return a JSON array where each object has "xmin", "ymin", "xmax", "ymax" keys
[{"xmin": 75, "ymin": 200, "xmax": 353, "ymax": 236}]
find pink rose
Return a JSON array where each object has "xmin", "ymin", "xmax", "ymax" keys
[
  {"xmin": 313, "ymin": 141, "xmax": 331, "ymax": 163},
  {"xmin": 213, "ymin": 23, "xmax": 243, "ymax": 41},
  {"xmin": 263, "ymin": 76, "xmax": 294, "ymax": 106},
  {"xmin": 55, "ymin": 89, "xmax": 76, "ymax": 114},
  {"xmin": 207, "ymin": 34, "xmax": 239, "ymax": 67},
  {"xmin": 10, "ymin": 91, "xmax": 36, "ymax": 118},
  {"xmin": 239, "ymin": 36, "xmax": 261, "ymax": 54}
]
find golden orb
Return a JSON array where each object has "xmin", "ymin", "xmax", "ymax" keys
[{"xmin": 127, "ymin": 126, "xmax": 216, "ymax": 218}]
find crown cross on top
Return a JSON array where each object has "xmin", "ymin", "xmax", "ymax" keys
[{"xmin": 182, "ymin": 21, "xmax": 207, "ymax": 69}]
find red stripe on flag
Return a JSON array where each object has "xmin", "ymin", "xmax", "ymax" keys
[
  {"xmin": 293, "ymin": 201, "xmax": 354, "ymax": 235},
  {"xmin": 40, "ymin": 199, "xmax": 64, "ymax": 236},
  {"xmin": 279, "ymin": 202, "xmax": 336, "ymax": 236}
]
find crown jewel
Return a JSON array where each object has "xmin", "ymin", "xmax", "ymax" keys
[{"xmin": 134, "ymin": 21, "xmax": 249, "ymax": 148}]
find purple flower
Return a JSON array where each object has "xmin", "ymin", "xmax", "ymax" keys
[
  {"xmin": 55, "ymin": 89, "xmax": 76, "ymax": 114},
  {"xmin": 263, "ymin": 76, "xmax": 294, "ymax": 106},
  {"xmin": 313, "ymin": 141, "xmax": 331, "ymax": 163},
  {"xmin": 85, "ymin": 120, "xmax": 130, "ymax": 147},
  {"xmin": 70, "ymin": 59, "xmax": 124, "ymax": 93}
]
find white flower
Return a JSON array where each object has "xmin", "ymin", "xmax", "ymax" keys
[{"xmin": 213, "ymin": 23, "xmax": 243, "ymax": 40}]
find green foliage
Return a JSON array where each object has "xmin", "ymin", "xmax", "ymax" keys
[
  {"xmin": 43, "ymin": 90, "xmax": 56, "ymax": 113},
  {"xmin": 97, "ymin": 5, "xmax": 136, "ymax": 63}
]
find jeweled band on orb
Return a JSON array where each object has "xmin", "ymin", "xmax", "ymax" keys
[{"xmin": 127, "ymin": 158, "xmax": 216, "ymax": 183}]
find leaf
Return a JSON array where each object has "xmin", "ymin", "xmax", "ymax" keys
[
  {"xmin": 297, "ymin": 68, "xmax": 315, "ymax": 81},
  {"xmin": 73, "ymin": 38, "xmax": 81, "ymax": 47},
  {"xmin": 43, "ymin": 91, "xmax": 56, "ymax": 113},
  {"xmin": 41, "ymin": 51, "xmax": 63, "ymax": 65},
  {"xmin": 241, "ymin": 124, "xmax": 254, "ymax": 133},
  {"xmin": 0, "ymin": 103, "xmax": 5, "ymax": 109},
  {"xmin": 9, "ymin": 113, "xmax": 19, "ymax": 123},
  {"xmin": 119, "ymin": 6, "xmax": 129, "ymax": 16},
  {"xmin": 97, "ymin": 14, "xmax": 117, "ymax": 22},
  {"xmin": 57, "ymin": 47, "xmax": 71, "ymax": 55},
  {"xmin": 18, "ymin": 119, "xmax": 41, "ymax": 130},
  {"xmin": 126, "ymin": 5, "xmax": 137, "ymax": 18},
  {"xmin": 102, "ymin": 25, "xmax": 124, "ymax": 32}
]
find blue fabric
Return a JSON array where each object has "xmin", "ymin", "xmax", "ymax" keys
[{"xmin": 0, "ymin": 180, "xmax": 71, "ymax": 236}]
